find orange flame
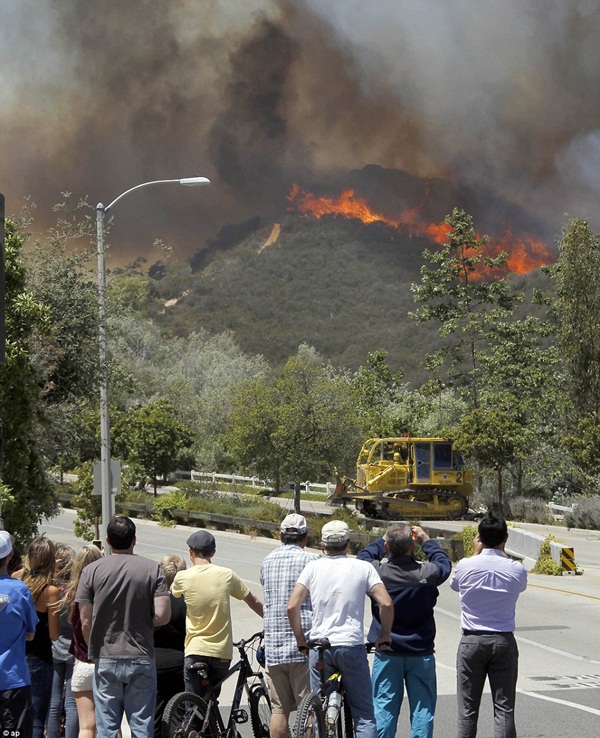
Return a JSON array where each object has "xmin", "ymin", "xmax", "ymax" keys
[{"xmin": 286, "ymin": 184, "xmax": 554, "ymax": 275}]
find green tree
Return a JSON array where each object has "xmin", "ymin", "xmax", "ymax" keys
[
  {"xmin": 449, "ymin": 405, "xmax": 532, "ymax": 505},
  {"xmin": 411, "ymin": 208, "xmax": 520, "ymax": 408},
  {"xmin": 112, "ymin": 399, "xmax": 194, "ymax": 495},
  {"xmin": 552, "ymin": 218, "xmax": 600, "ymax": 419},
  {"xmin": 71, "ymin": 461, "xmax": 102, "ymax": 541},
  {"xmin": 25, "ymin": 197, "xmax": 98, "ymax": 405},
  {"xmin": 0, "ymin": 220, "xmax": 57, "ymax": 542},
  {"xmin": 549, "ymin": 218, "xmax": 600, "ymax": 492},
  {"xmin": 227, "ymin": 349, "xmax": 361, "ymax": 511},
  {"xmin": 352, "ymin": 349, "xmax": 405, "ymax": 436}
]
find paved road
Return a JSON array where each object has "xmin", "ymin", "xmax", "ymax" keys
[{"xmin": 41, "ymin": 509, "xmax": 600, "ymax": 738}]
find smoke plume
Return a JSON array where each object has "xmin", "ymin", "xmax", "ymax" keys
[{"xmin": 2, "ymin": 0, "xmax": 600, "ymax": 261}]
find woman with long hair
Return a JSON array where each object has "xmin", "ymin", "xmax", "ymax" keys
[
  {"xmin": 13, "ymin": 535, "xmax": 61, "ymax": 738},
  {"xmin": 48, "ymin": 545, "xmax": 79, "ymax": 738},
  {"xmin": 63, "ymin": 545, "xmax": 103, "ymax": 738}
]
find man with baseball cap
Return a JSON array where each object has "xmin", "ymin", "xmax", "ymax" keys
[
  {"xmin": 0, "ymin": 530, "xmax": 38, "ymax": 738},
  {"xmin": 287, "ymin": 520, "xmax": 393, "ymax": 738},
  {"xmin": 172, "ymin": 529, "xmax": 263, "ymax": 698},
  {"xmin": 260, "ymin": 514, "xmax": 319, "ymax": 738}
]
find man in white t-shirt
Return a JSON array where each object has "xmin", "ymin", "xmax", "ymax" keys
[{"xmin": 287, "ymin": 520, "xmax": 393, "ymax": 738}]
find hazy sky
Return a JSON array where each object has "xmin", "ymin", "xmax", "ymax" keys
[{"xmin": 2, "ymin": 0, "xmax": 600, "ymax": 261}]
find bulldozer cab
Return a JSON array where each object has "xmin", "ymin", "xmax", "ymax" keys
[{"xmin": 357, "ymin": 437, "xmax": 467, "ymax": 491}]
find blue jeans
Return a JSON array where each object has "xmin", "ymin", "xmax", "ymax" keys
[
  {"xmin": 309, "ymin": 645, "xmax": 377, "ymax": 738},
  {"xmin": 184, "ymin": 655, "xmax": 230, "ymax": 701},
  {"xmin": 371, "ymin": 652, "xmax": 436, "ymax": 738},
  {"xmin": 93, "ymin": 658, "xmax": 157, "ymax": 738},
  {"xmin": 47, "ymin": 659, "xmax": 78, "ymax": 738},
  {"xmin": 26, "ymin": 655, "xmax": 53, "ymax": 738}
]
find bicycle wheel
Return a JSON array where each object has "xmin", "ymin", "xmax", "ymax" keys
[
  {"xmin": 294, "ymin": 693, "xmax": 326, "ymax": 738},
  {"xmin": 342, "ymin": 700, "xmax": 353, "ymax": 738},
  {"xmin": 249, "ymin": 684, "xmax": 271, "ymax": 738},
  {"xmin": 162, "ymin": 692, "xmax": 217, "ymax": 738}
]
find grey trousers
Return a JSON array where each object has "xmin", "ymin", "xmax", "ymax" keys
[{"xmin": 455, "ymin": 632, "xmax": 519, "ymax": 738}]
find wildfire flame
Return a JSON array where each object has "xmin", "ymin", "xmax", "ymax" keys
[{"xmin": 286, "ymin": 184, "xmax": 555, "ymax": 276}]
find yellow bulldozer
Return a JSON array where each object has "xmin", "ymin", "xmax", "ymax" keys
[{"xmin": 330, "ymin": 436, "xmax": 473, "ymax": 520}]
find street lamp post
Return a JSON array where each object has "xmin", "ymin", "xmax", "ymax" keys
[{"xmin": 96, "ymin": 177, "xmax": 210, "ymax": 547}]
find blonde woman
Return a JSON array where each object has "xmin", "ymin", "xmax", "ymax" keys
[
  {"xmin": 63, "ymin": 545, "xmax": 103, "ymax": 738},
  {"xmin": 13, "ymin": 535, "xmax": 61, "ymax": 738},
  {"xmin": 48, "ymin": 545, "xmax": 78, "ymax": 738}
]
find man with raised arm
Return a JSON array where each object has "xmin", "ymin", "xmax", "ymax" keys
[
  {"xmin": 358, "ymin": 523, "xmax": 452, "ymax": 738},
  {"xmin": 450, "ymin": 513, "xmax": 527, "ymax": 738},
  {"xmin": 287, "ymin": 520, "xmax": 393, "ymax": 738}
]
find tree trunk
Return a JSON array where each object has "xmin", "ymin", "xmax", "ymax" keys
[
  {"xmin": 153, "ymin": 478, "xmax": 158, "ymax": 497},
  {"xmin": 497, "ymin": 465, "xmax": 503, "ymax": 505},
  {"xmin": 294, "ymin": 481, "xmax": 301, "ymax": 514}
]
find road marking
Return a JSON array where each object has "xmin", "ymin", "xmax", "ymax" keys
[
  {"xmin": 516, "ymin": 688, "xmax": 600, "ymax": 716},
  {"xmin": 527, "ymin": 582, "xmax": 600, "ymax": 601},
  {"xmin": 514, "ymin": 636, "xmax": 600, "ymax": 665},
  {"xmin": 436, "ymin": 608, "xmax": 600, "ymax": 665}
]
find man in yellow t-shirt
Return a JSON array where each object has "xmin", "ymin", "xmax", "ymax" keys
[{"xmin": 172, "ymin": 530, "xmax": 263, "ymax": 697}]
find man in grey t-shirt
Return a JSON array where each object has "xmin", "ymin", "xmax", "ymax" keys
[{"xmin": 76, "ymin": 517, "xmax": 170, "ymax": 738}]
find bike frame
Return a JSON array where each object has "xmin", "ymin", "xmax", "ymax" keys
[{"xmin": 191, "ymin": 632, "xmax": 268, "ymax": 738}]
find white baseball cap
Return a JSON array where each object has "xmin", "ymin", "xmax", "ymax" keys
[
  {"xmin": 321, "ymin": 520, "xmax": 350, "ymax": 544},
  {"xmin": 280, "ymin": 514, "xmax": 308, "ymax": 534},
  {"xmin": 0, "ymin": 531, "xmax": 13, "ymax": 559}
]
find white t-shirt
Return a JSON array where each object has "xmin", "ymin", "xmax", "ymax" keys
[{"xmin": 296, "ymin": 555, "xmax": 383, "ymax": 646}]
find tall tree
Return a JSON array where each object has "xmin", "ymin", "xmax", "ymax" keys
[
  {"xmin": 410, "ymin": 208, "xmax": 520, "ymax": 409},
  {"xmin": 352, "ymin": 349, "xmax": 405, "ymax": 436},
  {"xmin": 227, "ymin": 348, "xmax": 361, "ymax": 511},
  {"xmin": 0, "ymin": 220, "xmax": 57, "ymax": 541},
  {"xmin": 112, "ymin": 399, "xmax": 194, "ymax": 495},
  {"xmin": 552, "ymin": 218, "xmax": 600, "ymax": 420},
  {"xmin": 550, "ymin": 217, "xmax": 600, "ymax": 492}
]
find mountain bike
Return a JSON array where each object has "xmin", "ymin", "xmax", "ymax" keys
[
  {"xmin": 294, "ymin": 639, "xmax": 373, "ymax": 738},
  {"xmin": 162, "ymin": 630, "xmax": 271, "ymax": 738}
]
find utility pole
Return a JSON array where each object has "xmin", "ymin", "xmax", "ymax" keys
[{"xmin": 0, "ymin": 193, "xmax": 5, "ymax": 528}]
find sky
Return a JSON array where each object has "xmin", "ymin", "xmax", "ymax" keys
[{"xmin": 2, "ymin": 0, "xmax": 600, "ymax": 263}]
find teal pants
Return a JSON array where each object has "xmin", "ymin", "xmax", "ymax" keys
[{"xmin": 371, "ymin": 651, "xmax": 436, "ymax": 738}]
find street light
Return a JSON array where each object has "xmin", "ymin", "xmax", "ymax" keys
[{"xmin": 96, "ymin": 177, "xmax": 210, "ymax": 547}]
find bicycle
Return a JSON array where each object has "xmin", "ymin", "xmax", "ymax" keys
[
  {"xmin": 162, "ymin": 630, "xmax": 271, "ymax": 738},
  {"xmin": 294, "ymin": 639, "xmax": 374, "ymax": 738}
]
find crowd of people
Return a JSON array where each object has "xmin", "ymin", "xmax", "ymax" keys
[{"xmin": 0, "ymin": 510, "xmax": 526, "ymax": 738}]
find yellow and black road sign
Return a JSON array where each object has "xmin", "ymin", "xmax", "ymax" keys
[{"xmin": 560, "ymin": 546, "xmax": 576, "ymax": 573}]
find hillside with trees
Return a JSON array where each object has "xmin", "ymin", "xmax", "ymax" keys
[{"xmin": 1, "ymin": 195, "xmax": 599, "ymax": 542}]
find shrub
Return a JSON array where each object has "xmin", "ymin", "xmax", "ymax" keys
[
  {"xmin": 509, "ymin": 497, "xmax": 554, "ymax": 525},
  {"xmin": 461, "ymin": 525, "xmax": 478, "ymax": 557},
  {"xmin": 532, "ymin": 536, "xmax": 564, "ymax": 576},
  {"xmin": 564, "ymin": 498, "xmax": 600, "ymax": 530}
]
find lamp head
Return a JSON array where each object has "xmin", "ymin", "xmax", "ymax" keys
[{"xmin": 179, "ymin": 177, "xmax": 211, "ymax": 186}]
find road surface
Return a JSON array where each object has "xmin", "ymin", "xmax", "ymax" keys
[{"xmin": 40, "ymin": 509, "xmax": 600, "ymax": 738}]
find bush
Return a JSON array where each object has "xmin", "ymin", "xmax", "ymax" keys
[
  {"xmin": 461, "ymin": 525, "xmax": 478, "ymax": 557},
  {"xmin": 532, "ymin": 536, "xmax": 564, "ymax": 576},
  {"xmin": 564, "ymin": 498, "xmax": 600, "ymax": 530},
  {"xmin": 508, "ymin": 497, "xmax": 554, "ymax": 525}
]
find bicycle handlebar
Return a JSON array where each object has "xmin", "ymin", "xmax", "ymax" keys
[{"xmin": 233, "ymin": 630, "xmax": 264, "ymax": 650}]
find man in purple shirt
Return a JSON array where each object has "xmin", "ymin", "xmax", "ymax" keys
[{"xmin": 450, "ymin": 513, "xmax": 527, "ymax": 738}]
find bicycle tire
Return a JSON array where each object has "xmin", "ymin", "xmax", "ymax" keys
[
  {"xmin": 249, "ymin": 684, "xmax": 271, "ymax": 738},
  {"xmin": 342, "ymin": 699, "xmax": 353, "ymax": 738},
  {"xmin": 161, "ymin": 691, "xmax": 217, "ymax": 738},
  {"xmin": 294, "ymin": 693, "xmax": 326, "ymax": 738}
]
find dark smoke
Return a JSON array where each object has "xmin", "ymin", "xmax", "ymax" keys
[{"xmin": 2, "ymin": 1, "xmax": 600, "ymax": 262}]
